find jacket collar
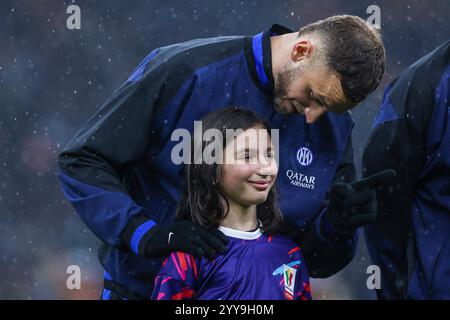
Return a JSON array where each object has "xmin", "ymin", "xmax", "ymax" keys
[{"xmin": 244, "ymin": 24, "xmax": 293, "ymax": 97}]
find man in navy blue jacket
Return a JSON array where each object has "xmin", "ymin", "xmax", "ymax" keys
[
  {"xmin": 58, "ymin": 15, "xmax": 387, "ymax": 299},
  {"xmin": 363, "ymin": 41, "xmax": 449, "ymax": 299}
]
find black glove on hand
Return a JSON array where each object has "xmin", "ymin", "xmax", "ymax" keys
[
  {"xmin": 145, "ymin": 220, "xmax": 229, "ymax": 260},
  {"xmin": 279, "ymin": 220, "xmax": 305, "ymax": 243},
  {"xmin": 326, "ymin": 169, "xmax": 397, "ymax": 237}
]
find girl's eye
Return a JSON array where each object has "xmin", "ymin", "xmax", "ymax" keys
[{"xmin": 242, "ymin": 152, "xmax": 252, "ymax": 161}]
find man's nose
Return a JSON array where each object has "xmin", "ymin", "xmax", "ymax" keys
[{"xmin": 304, "ymin": 106, "xmax": 327, "ymax": 124}]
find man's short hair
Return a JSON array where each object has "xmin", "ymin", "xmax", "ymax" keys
[{"xmin": 299, "ymin": 15, "xmax": 386, "ymax": 103}]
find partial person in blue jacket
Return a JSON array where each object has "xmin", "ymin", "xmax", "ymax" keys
[
  {"xmin": 58, "ymin": 15, "xmax": 387, "ymax": 299},
  {"xmin": 362, "ymin": 40, "xmax": 450, "ymax": 299}
]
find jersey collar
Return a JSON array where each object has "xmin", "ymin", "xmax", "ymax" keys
[{"xmin": 218, "ymin": 224, "xmax": 263, "ymax": 240}]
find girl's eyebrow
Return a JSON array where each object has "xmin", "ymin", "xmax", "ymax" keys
[
  {"xmin": 235, "ymin": 147, "xmax": 255, "ymax": 153},
  {"xmin": 234, "ymin": 146, "xmax": 272, "ymax": 154}
]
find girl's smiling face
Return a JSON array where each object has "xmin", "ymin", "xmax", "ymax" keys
[{"xmin": 220, "ymin": 125, "xmax": 278, "ymax": 206}]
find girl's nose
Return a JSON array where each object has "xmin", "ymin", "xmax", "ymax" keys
[{"xmin": 257, "ymin": 155, "xmax": 277, "ymax": 176}]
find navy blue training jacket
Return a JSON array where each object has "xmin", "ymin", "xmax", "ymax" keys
[
  {"xmin": 363, "ymin": 41, "xmax": 450, "ymax": 299},
  {"xmin": 58, "ymin": 24, "xmax": 358, "ymax": 298}
]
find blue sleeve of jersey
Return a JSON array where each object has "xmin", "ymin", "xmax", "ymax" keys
[
  {"xmin": 296, "ymin": 260, "xmax": 312, "ymax": 300},
  {"xmin": 151, "ymin": 252, "xmax": 200, "ymax": 300},
  {"xmin": 289, "ymin": 247, "xmax": 312, "ymax": 300}
]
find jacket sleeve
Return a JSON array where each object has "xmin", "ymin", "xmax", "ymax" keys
[
  {"xmin": 360, "ymin": 83, "xmax": 414, "ymax": 298},
  {"xmin": 58, "ymin": 51, "xmax": 196, "ymax": 257},
  {"xmin": 299, "ymin": 134, "xmax": 359, "ymax": 278},
  {"xmin": 361, "ymin": 52, "xmax": 447, "ymax": 298}
]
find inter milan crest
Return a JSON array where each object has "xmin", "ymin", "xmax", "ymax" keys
[{"xmin": 296, "ymin": 146, "xmax": 313, "ymax": 167}]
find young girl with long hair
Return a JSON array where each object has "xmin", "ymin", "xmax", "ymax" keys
[{"xmin": 151, "ymin": 107, "xmax": 311, "ymax": 300}]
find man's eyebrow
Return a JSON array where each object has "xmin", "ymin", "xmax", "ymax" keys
[{"xmin": 312, "ymin": 91, "xmax": 330, "ymax": 108}]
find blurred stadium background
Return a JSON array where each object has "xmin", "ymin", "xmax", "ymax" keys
[{"xmin": 0, "ymin": 0, "xmax": 448, "ymax": 299}]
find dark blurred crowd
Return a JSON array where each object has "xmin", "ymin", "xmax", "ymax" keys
[{"xmin": 0, "ymin": 0, "xmax": 448, "ymax": 299}]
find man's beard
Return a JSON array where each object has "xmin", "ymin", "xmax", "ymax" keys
[{"xmin": 273, "ymin": 66, "xmax": 298, "ymax": 113}]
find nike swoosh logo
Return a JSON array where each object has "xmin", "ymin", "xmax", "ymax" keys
[{"xmin": 168, "ymin": 232, "xmax": 174, "ymax": 245}]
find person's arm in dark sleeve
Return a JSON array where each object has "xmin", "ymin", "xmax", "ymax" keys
[
  {"xmin": 58, "ymin": 72, "xmax": 164, "ymax": 256},
  {"xmin": 361, "ymin": 47, "xmax": 447, "ymax": 297},
  {"xmin": 58, "ymin": 53, "xmax": 229, "ymax": 259},
  {"xmin": 298, "ymin": 135, "xmax": 359, "ymax": 278},
  {"xmin": 361, "ymin": 82, "xmax": 413, "ymax": 299}
]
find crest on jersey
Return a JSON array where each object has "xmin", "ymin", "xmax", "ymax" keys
[{"xmin": 296, "ymin": 146, "xmax": 313, "ymax": 167}]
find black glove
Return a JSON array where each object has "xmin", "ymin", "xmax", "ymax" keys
[
  {"xmin": 145, "ymin": 220, "xmax": 229, "ymax": 260},
  {"xmin": 279, "ymin": 220, "xmax": 306, "ymax": 243},
  {"xmin": 326, "ymin": 169, "xmax": 397, "ymax": 237}
]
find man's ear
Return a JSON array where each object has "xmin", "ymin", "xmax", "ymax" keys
[{"xmin": 291, "ymin": 40, "xmax": 313, "ymax": 63}]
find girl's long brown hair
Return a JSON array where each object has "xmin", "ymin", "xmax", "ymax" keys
[{"xmin": 175, "ymin": 106, "xmax": 283, "ymax": 234}]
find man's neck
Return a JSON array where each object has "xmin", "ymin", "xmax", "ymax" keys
[
  {"xmin": 270, "ymin": 32, "xmax": 297, "ymax": 78},
  {"xmin": 220, "ymin": 201, "xmax": 258, "ymax": 232}
]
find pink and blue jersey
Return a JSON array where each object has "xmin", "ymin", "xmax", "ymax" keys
[{"xmin": 151, "ymin": 226, "xmax": 311, "ymax": 300}]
